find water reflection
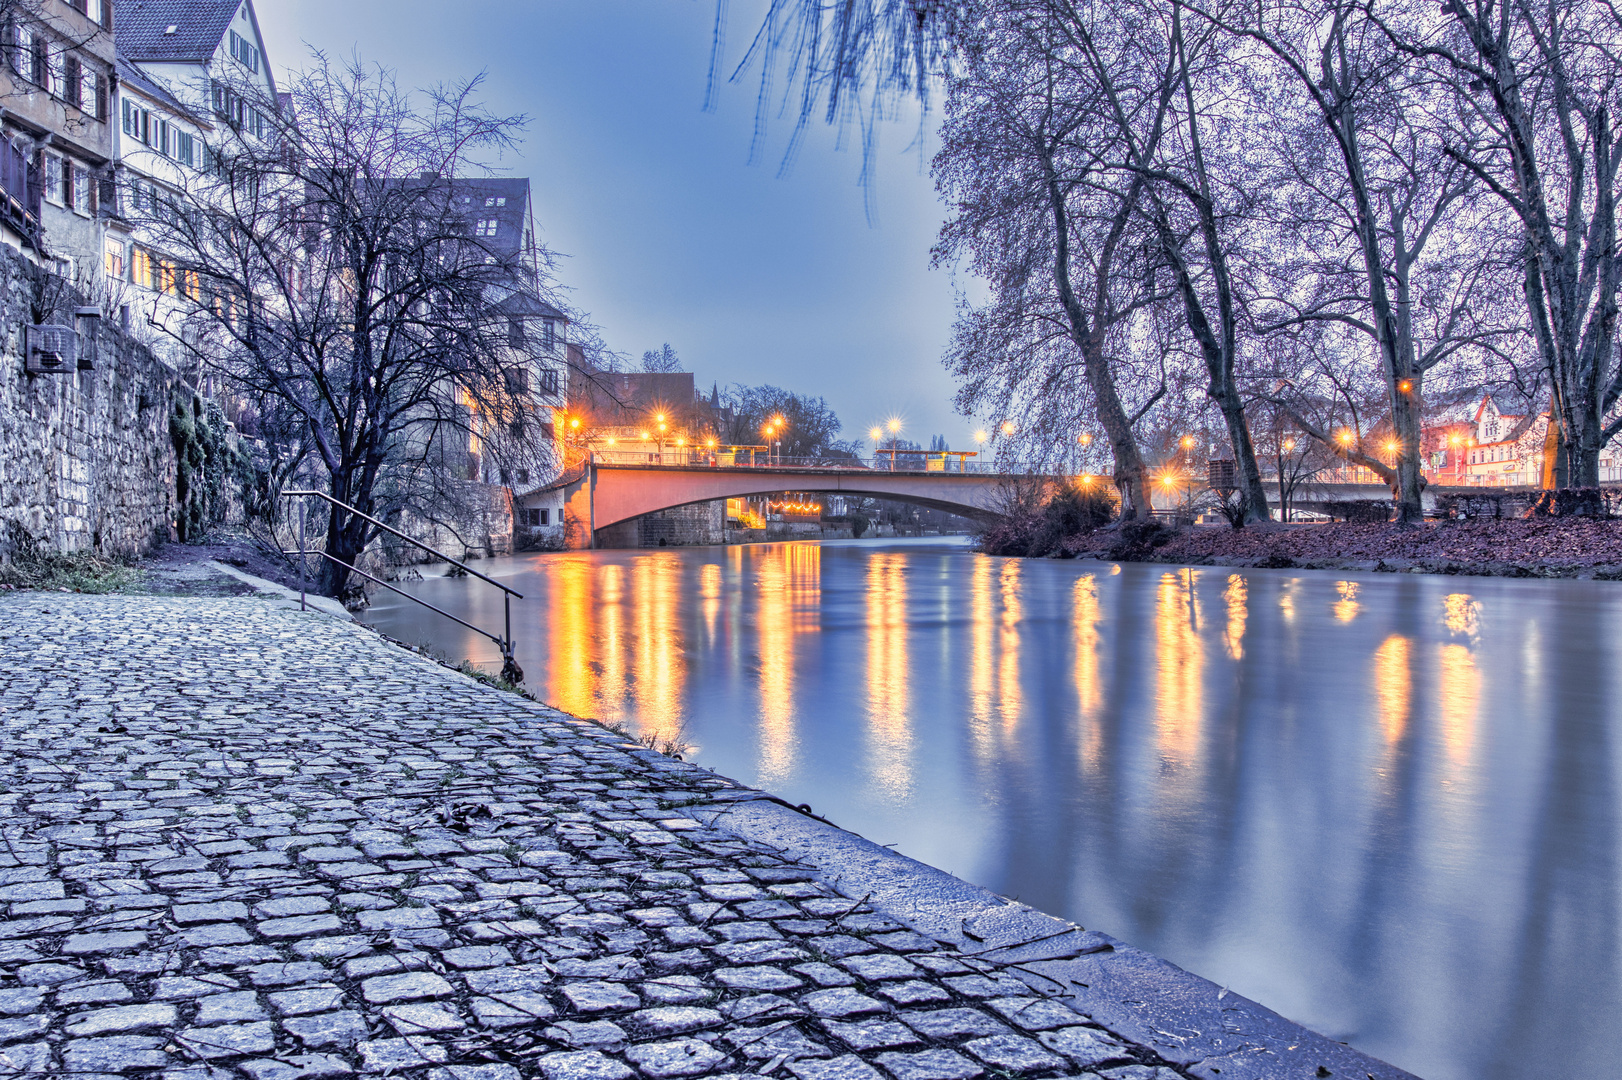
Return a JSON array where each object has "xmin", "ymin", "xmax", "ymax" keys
[
  {"xmin": 1156, "ymin": 570, "xmax": 1203, "ymax": 769},
  {"xmin": 1335, "ymin": 580, "xmax": 1361, "ymax": 622},
  {"xmin": 865, "ymin": 552, "xmax": 911, "ymax": 799},
  {"xmin": 362, "ymin": 541, "xmax": 1622, "ymax": 1080},
  {"xmin": 1375, "ymin": 635, "xmax": 1411, "ymax": 746}
]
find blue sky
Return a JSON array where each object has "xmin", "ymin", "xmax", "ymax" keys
[{"xmin": 256, "ymin": 0, "xmax": 978, "ymax": 450}]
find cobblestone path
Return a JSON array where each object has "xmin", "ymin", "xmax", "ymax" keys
[{"xmin": 0, "ymin": 593, "xmax": 1187, "ymax": 1080}]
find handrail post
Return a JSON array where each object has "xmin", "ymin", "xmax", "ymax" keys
[
  {"xmin": 499, "ymin": 592, "xmax": 523, "ymax": 685},
  {"xmin": 588, "ymin": 451, "xmax": 596, "ymax": 550},
  {"xmin": 297, "ymin": 498, "xmax": 306, "ymax": 612}
]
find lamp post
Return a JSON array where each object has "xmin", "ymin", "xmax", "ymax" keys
[{"xmin": 1179, "ymin": 435, "xmax": 1196, "ymax": 511}]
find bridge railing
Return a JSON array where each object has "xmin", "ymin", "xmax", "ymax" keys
[{"xmin": 587, "ymin": 450, "xmax": 1054, "ymax": 475}]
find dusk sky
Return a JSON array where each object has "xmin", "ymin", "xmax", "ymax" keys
[{"xmin": 257, "ymin": 0, "xmax": 978, "ymax": 450}]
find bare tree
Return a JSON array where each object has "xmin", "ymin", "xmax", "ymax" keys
[
  {"xmin": 936, "ymin": 2, "xmax": 1176, "ymax": 517},
  {"xmin": 1380, "ymin": 0, "xmax": 1622, "ymax": 487},
  {"xmin": 133, "ymin": 56, "xmax": 543, "ymax": 597}
]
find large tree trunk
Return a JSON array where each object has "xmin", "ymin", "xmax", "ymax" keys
[
  {"xmin": 1043, "ymin": 162, "xmax": 1155, "ymax": 520},
  {"xmin": 1391, "ymin": 380, "xmax": 1426, "ymax": 524},
  {"xmin": 1211, "ymin": 378, "xmax": 1271, "ymax": 520}
]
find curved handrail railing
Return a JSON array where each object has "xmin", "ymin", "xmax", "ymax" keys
[{"xmin": 280, "ymin": 490, "xmax": 524, "ymax": 684}]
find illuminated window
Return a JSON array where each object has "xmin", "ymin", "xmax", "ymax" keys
[
  {"xmin": 131, "ymin": 247, "xmax": 153, "ymax": 289},
  {"xmin": 103, "ymin": 238, "xmax": 125, "ymax": 279},
  {"xmin": 475, "ymin": 219, "xmax": 498, "ymax": 237}
]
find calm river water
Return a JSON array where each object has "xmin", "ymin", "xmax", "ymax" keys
[{"xmin": 360, "ymin": 538, "xmax": 1622, "ymax": 1080}]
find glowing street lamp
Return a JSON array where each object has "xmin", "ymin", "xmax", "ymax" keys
[
  {"xmin": 1078, "ymin": 432, "xmax": 1093, "ymax": 446},
  {"xmin": 888, "ymin": 417, "xmax": 902, "ymax": 435},
  {"xmin": 1001, "ymin": 421, "xmax": 1016, "ymax": 436},
  {"xmin": 763, "ymin": 418, "xmax": 786, "ymax": 465}
]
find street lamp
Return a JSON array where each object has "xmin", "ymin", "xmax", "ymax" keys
[
  {"xmin": 762, "ymin": 420, "xmax": 785, "ymax": 465},
  {"xmin": 1001, "ymin": 421, "xmax": 1016, "ymax": 436}
]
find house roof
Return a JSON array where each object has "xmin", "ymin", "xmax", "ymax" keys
[
  {"xmin": 445, "ymin": 177, "xmax": 532, "ymax": 263},
  {"xmin": 118, "ymin": 0, "xmax": 239, "ymax": 62},
  {"xmin": 1473, "ymin": 391, "xmax": 1530, "ymax": 424},
  {"xmin": 118, "ymin": 0, "xmax": 279, "ymax": 97},
  {"xmin": 492, "ymin": 291, "xmax": 566, "ymax": 321},
  {"xmin": 116, "ymin": 55, "xmax": 211, "ymax": 127}
]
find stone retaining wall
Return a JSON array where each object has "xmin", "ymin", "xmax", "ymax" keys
[{"xmin": 0, "ymin": 245, "xmax": 182, "ymax": 559}]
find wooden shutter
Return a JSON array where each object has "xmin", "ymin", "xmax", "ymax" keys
[
  {"xmin": 63, "ymin": 55, "xmax": 80, "ymax": 108},
  {"xmin": 102, "ymin": 0, "xmax": 112, "ymax": 30},
  {"xmin": 94, "ymin": 73, "xmax": 106, "ymax": 120}
]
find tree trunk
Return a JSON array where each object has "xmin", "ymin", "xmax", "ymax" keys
[
  {"xmin": 1043, "ymin": 161, "xmax": 1154, "ymax": 520},
  {"xmin": 1390, "ymin": 382, "xmax": 1425, "ymax": 524},
  {"xmin": 1212, "ymin": 379, "xmax": 1271, "ymax": 520}
]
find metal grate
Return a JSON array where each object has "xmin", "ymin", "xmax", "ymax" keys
[{"xmin": 25, "ymin": 324, "xmax": 77, "ymax": 374}]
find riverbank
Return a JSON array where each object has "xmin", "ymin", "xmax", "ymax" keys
[
  {"xmin": 0, "ymin": 557, "xmax": 1416, "ymax": 1080},
  {"xmin": 1055, "ymin": 516, "xmax": 1622, "ymax": 578}
]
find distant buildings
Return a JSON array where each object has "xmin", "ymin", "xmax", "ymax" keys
[{"xmin": 1421, "ymin": 394, "xmax": 1620, "ymax": 488}]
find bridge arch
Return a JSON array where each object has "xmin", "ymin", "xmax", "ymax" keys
[{"xmin": 561, "ymin": 463, "xmax": 1014, "ymax": 545}]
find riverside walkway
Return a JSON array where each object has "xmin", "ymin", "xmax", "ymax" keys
[{"xmin": 0, "ymin": 574, "xmax": 1414, "ymax": 1080}]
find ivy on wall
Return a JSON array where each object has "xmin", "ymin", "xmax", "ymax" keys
[{"xmin": 170, "ymin": 393, "xmax": 253, "ymax": 542}]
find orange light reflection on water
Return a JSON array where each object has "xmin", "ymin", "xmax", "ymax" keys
[
  {"xmin": 547, "ymin": 559, "xmax": 596, "ymax": 718},
  {"xmin": 756, "ymin": 545, "xmax": 822, "ymax": 784},
  {"xmin": 1374, "ymin": 634, "xmax": 1411, "ymax": 745},
  {"xmin": 865, "ymin": 551, "xmax": 913, "ymax": 800},
  {"xmin": 632, "ymin": 555, "xmax": 684, "ymax": 745},
  {"xmin": 1155, "ymin": 569, "xmax": 1203, "ymax": 769},
  {"xmin": 1073, "ymin": 574, "xmax": 1103, "ymax": 771}
]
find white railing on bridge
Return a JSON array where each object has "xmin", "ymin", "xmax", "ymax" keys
[{"xmin": 587, "ymin": 450, "xmax": 1053, "ymax": 475}]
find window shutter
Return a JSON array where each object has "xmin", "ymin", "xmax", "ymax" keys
[
  {"xmin": 94, "ymin": 74, "xmax": 106, "ymax": 120},
  {"xmin": 102, "ymin": 0, "xmax": 112, "ymax": 30}
]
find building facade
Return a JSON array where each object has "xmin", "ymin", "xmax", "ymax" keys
[{"xmin": 0, "ymin": 0, "xmax": 117, "ymax": 280}]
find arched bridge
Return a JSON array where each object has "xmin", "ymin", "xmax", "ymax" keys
[{"xmin": 561, "ymin": 455, "xmax": 1042, "ymax": 547}]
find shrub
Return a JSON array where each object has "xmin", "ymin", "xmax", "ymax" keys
[
  {"xmin": 0, "ymin": 522, "xmax": 138, "ymax": 593},
  {"xmin": 978, "ymin": 481, "xmax": 1117, "ymax": 557},
  {"xmin": 1106, "ymin": 519, "xmax": 1172, "ymax": 560},
  {"xmin": 1527, "ymin": 487, "xmax": 1605, "ymax": 518},
  {"xmin": 1323, "ymin": 499, "xmax": 1393, "ymax": 523}
]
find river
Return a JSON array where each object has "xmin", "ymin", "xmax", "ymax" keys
[{"xmin": 359, "ymin": 537, "xmax": 1622, "ymax": 1080}]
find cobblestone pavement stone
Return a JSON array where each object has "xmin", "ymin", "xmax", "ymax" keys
[{"xmin": 0, "ymin": 593, "xmax": 1191, "ymax": 1080}]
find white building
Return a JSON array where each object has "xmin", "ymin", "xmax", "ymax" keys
[{"xmin": 106, "ymin": 0, "xmax": 278, "ymax": 332}]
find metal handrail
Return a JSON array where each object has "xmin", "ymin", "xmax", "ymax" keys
[{"xmin": 280, "ymin": 490, "xmax": 524, "ymax": 684}]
